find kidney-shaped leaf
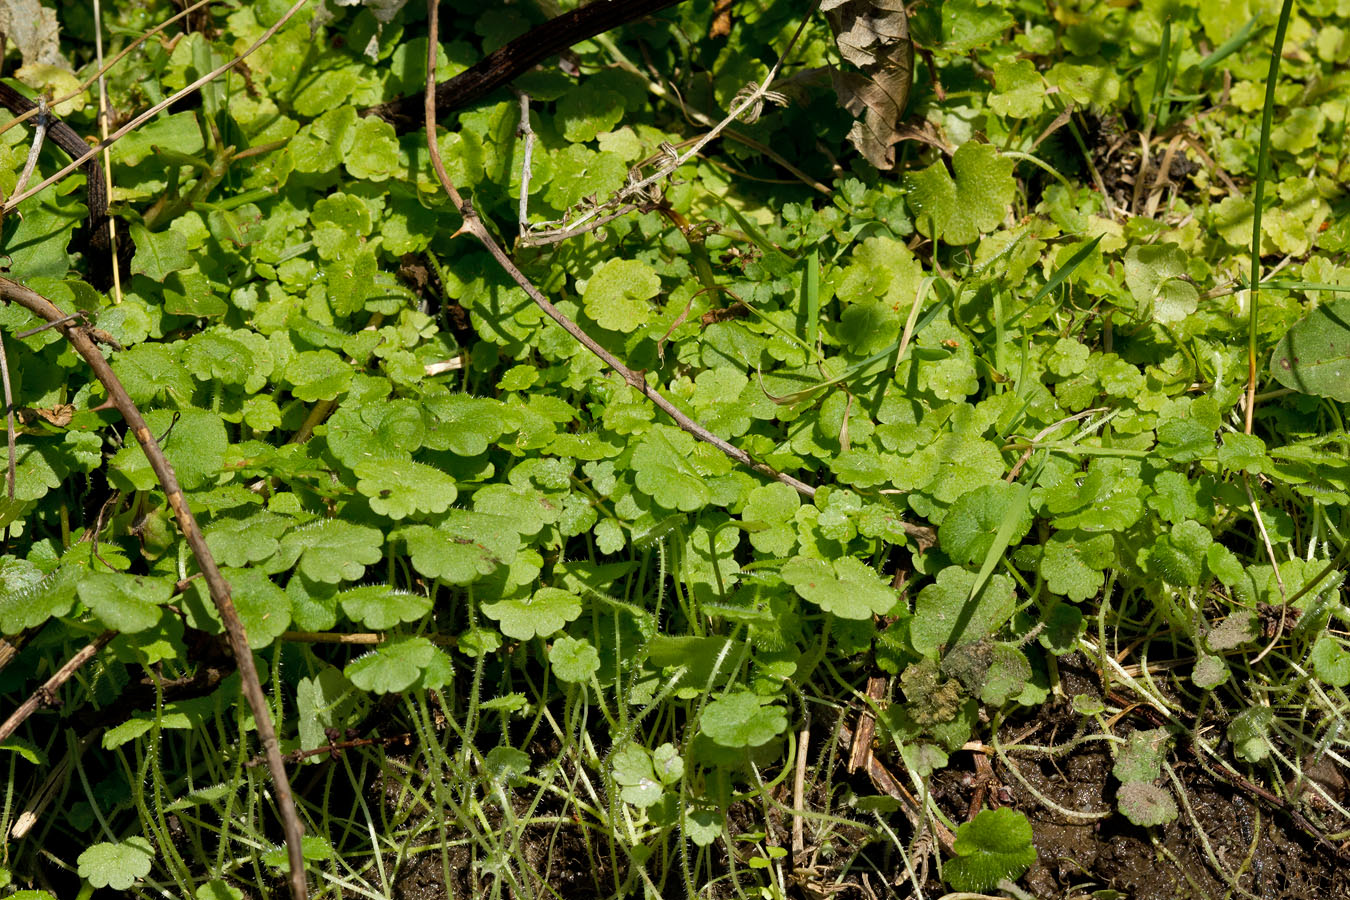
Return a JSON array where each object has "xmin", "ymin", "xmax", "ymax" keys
[
  {"xmin": 1270, "ymin": 298, "xmax": 1350, "ymax": 401},
  {"xmin": 782, "ymin": 556, "xmax": 897, "ymax": 620},
  {"xmin": 700, "ymin": 692, "xmax": 788, "ymax": 748},
  {"xmin": 944, "ymin": 807, "xmax": 1036, "ymax": 892}
]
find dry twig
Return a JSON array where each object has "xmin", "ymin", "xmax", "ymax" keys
[
  {"xmin": 0, "ymin": 0, "xmax": 217, "ymax": 144},
  {"xmin": 2, "ymin": 0, "xmax": 310, "ymax": 214},
  {"xmin": 0, "ymin": 278, "xmax": 309, "ymax": 900},
  {"xmin": 421, "ymin": 0, "xmax": 816, "ymax": 502},
  {"xmin": 835, "ymin": 723, "xmax": 955, "ymax": 854},
  {"xmin": 368, "ymin": 0, "xmax": 693, "ymax": 130},
  {"xmin": 519, "ymin": 13, "xmax": 810, "ymax": 245},
  {"xmin": 0, "ymin": 631, "xmax": 116, "ymax": 744}
]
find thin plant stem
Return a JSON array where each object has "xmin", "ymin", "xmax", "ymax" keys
[
  {"xmin": 0, "ymin": 332, "xmax": 14, "ymax": 500},
  {"xmin": 421, "ymin": 0, "xmax": 820, "ymax": 502},
  {"xmin": 12, "ymin": 99, "xmax": 48, "ymax": 198},
  {"xmin": 0, "ymin": 0, "xmax": 217, "ymax": 143},
  {"xmin": 0, "ymin": 632, "xmax": 116, "ymax": 744},
  {"xmin": 0, "ymin": 278, "xmax": 310, "ymax": 900},
  {"xmin": 2, "ymin": 0, "xmax": 311, "ymax": 213},
  {"xmin": 93, "ymin": 0, "xmax": 124, "ymax": 304},
  {"xmin": 523, "ymin": 0, "xmax": 822, "ymax": 243},
  {"xmin": 1245, "ymin": 0, "xmax": 1294, "ymax": 434},
  {"xmin": 516, "ymin": 91, "xmax": 535, "ymax": 233}
]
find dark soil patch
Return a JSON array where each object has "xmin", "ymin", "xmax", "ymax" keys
[
  {"xmin": 368, "ymin": 744, "xmax": 626, "ymax": 900},
  {"xmin": 284, "ymin": 659, "xmax": 1348, "ymax": 900},
  {"xmin": 1064, "ymin": 112, "xmax": 1204, "ymax": 219},
  {"xmin": 984, "ymin": 747, "xmax": 1347, "ymax": 900},
  {"xmin": 917, "ymin": 654, "xmax": 1350, "ymax": 900}
]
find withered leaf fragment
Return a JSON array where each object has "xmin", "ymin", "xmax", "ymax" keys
[{"xmin": 823, "ymin": 0, "xmax": 914, "ymax": 170}]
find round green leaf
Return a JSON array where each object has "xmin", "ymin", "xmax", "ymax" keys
[
  {"xmin": 282, "ymin": 520, "xmax": 384, "ymax": 584},
  {"xmin": 340, "ymin": 585, "xmax": 432, "ymax": 630},
  {"xmin": 700, "ymin": 692, "xmax": 787, "ymax": 748},
  {"xmin": 611, "ymin": 743, "xmax": 664, "ymax": 808},
  {"xmin": 197, "ymin": 880, "xmax": 245, "ymax": 900},
  {"xmin": 905, "ymin": 142, "xmax": 1015, "ymax": 245},
  {"xmin": 399, "ymin": 512, "xmax": 520, "ymax": 585},
  {"xmin": 78, "ymin": 838, "xmax": 154, "ymax": 891},
  {"xmin": 582, "ymin": 259, "xmax": 659, "ymax": 333},
  {"xmin": 944, "ymin": 807, "xmax": 1036, "ymax": 892},
  {"xmin": 557, "ymin": 87, "xmax": 625, "ymax": 142},
  {"xmin": 910, "ymin": 568, "xmax": 1016, "ymax": 658},
  {"xmin": 632, "ymin": 427, "xmax": 712, "ymax": 512},
  {"xmin": 345, "ymin": 636, "xmax": 439, "ymax": 694},
  {"xmin": 782, "ymin": 556, "xmax": 897, "ymax": 620},
  {"xmin": 355, "ymin": 459, "xmax": 457, "ymax": 519},
  {"xmin": 77, "ymin": 572, "xmax": 173, "ymax": 633},
  {"xmin": 549, "ymin": 635, "xmax": 600, "ymax": 683},
  {"xmin": 1310, "ymin": 634, "xmax": 1350, "ymax": 687},
  {"xmin": 109, "ymin": 407, "xmax": 228, "ymax": 492},
  {"xmin": 482, "ymin": 587, "xmax": 582, "ymax": 640},
  {"xmin": 205, "ymin": 511, "xmax": 291, "ymax": 568},
  {"xmin": 130, "ymin": 224, "xmax": 190, "ymax": 281},
  {"xmin": 686, "ymin": 808, "xmax": 722, "ymax": 846},
  {"xmin": 0, "ymin": 558, "xmax": 77, "ymax": 633},
  {"xmin": 1270, "ymin": 297, "xmax": 1350, "ymax": 401},
  {"xmin": 1117, "ymin": 780, "xmax": 1178, "ymax": 827},
  {"xmin": 939, "ymin": 482, "xmax": 1033, "ymax": 567},
  {"xmin": 344, "ymin": 116, "xmax": 401, "ymax": 181},
  {"xmin": 285, "ymin": 350, "xmax": 353, "ymax": 402}
]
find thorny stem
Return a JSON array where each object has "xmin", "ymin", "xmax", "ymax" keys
[
  {"xmin": 600, "ymin": 36, "xmax": 833, "ymax": 193},
  {"xmin": 521, "ymin": 0, "xmax": 822, "ymax": 244},
  {"xmin": 518, "ymin": 202, "xmax": 642, "ymax": 246},
  {"xmin": 423, "ymin": 0, "xmax": 819, "ymax": 503},
  {"xmin": 0, "ymin": 278, "xmax": 309, "ymax": 900}
]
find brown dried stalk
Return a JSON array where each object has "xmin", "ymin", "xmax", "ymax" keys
[
  {"xmin": 0, "ymin": 631, "xmax": 116, "ymax": 744},
  {"xmin": 369, "ymin": 0, "xmax": 692, "ymax": 131},
  {"xmin": 0, "ymin": 278, "xmax": 309, "ymax": 900},
  {"xmin": 421, "ymin": 1, "xmax": 817, "ymax": 502}
]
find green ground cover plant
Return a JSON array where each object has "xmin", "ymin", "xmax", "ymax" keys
[{"xmin": 0, "ymin": 0, "xmax": 1348, "ymax": 897}]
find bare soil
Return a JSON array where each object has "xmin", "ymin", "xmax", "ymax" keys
[{"xmin": 287, "ymin": 653, "xmax": 1350, "ymax": 900}]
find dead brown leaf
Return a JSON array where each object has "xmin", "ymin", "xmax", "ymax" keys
[
  {"xmin": 15, "ymin": 404, "xmax": 74, "ymax": 428},
  {"xmin": 708, "ymin": 0, "xmax": 733, "ymax": 39},
  {"xmin": 823, "ymin": 0, "xmax": 914, "ymax": 170}
]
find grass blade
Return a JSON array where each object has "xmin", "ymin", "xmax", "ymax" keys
[
  {"xmin": 1005, "ymin": 234, "xmax": 1103, "ymax": 329},
  {"xmin": 1245, "ymin": 0, "xmax": 1294, "ymax": 434},
  {"xmin": 805, "ymin": 249, "xmax": 820, "ymax": 352}
]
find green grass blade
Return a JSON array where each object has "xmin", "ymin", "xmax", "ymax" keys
[
  {"xmin": 1253, "ymin": 281, "xmax": 1350, "ymax": 293},
  {"xmin": 765, "ymin": 281, "xmax": 951, "ymax": 405},
  {"xmin": 1005, "ymin": 234, "xmax": 1103, "ymax": 329},
  {"xmin": 1151, "ymin": 18, "xmax": 1173, "ymax": 126},
  {"xmin": 718, "ymin": 194, "xmax": 792, "ymax": 261},
  {"xmin": 805, "ymin": 249, "xmax": 820, "ymax": 352},
  {"xmin": 1032, "ymin": 234, "xmax": 1104, "ymax": 307},
  {"xmin": 1246, "ymin": 0, "xmax": 1295, "ymax": 432},
  {"xmin": 1198, "ymin": 16, "xmax": 1261, "ymax": 71},
  {"xmin": 966, "ymin": 453, "xmax": 1046, "ymax": 604}
]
